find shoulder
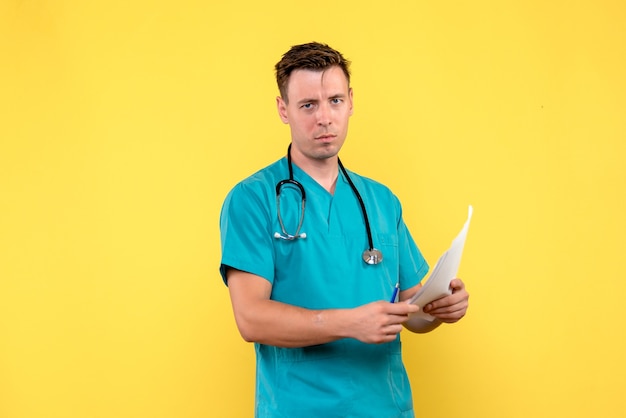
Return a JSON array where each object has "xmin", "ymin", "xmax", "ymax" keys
[
  {"xmin": 345, "ymin": 169, "xmax": 398, "ymax": 201},
  {"xmin": 226, "ymin": 158, "xmax": 285, "ymax": 201},
  {"xmin": 343, "ymin": 169, "xmax": 404, "ymax": 221}
]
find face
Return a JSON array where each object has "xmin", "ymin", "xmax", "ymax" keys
[{"xmin": 276, "ymin": 66, "xmax": 353, "ymax": 165}]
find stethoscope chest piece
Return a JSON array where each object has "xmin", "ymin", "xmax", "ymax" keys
[{"xmin": 362, "ymin": 248, "xmax": 383, "ymax": 265}]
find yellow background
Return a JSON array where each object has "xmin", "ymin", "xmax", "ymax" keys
[{"xmin": 1, "ymin": 1, "xmax": 625, "ymax": 417}]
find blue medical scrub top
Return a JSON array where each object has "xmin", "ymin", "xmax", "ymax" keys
[{"xmin": 220, "ymin": 157, "xmax": 429, "ymax": 418}]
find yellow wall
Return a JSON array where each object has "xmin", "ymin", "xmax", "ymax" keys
[{"xmin": 1, "ymin": 1, "xmax": 624, "ymax": 417}]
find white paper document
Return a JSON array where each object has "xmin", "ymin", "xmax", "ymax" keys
[{"xmin": 408, "ymin": 205, "xmax": 473, "ymax": 321}]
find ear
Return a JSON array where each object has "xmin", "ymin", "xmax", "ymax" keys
[
  {"xmin": 348, "ymin": 87, "xmax": 354, "ymax": 116},
  {"xmin": 276, "ymin": 96, "xmax": 289, "ymax": 124}
]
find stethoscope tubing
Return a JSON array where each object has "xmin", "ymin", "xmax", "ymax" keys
[
  {"xmin": 337, "ymin": 158, "xmax": 374, "ymax": 253},
  {"xmin": 275, "ymin": 144, "xmax": 382, "ymax": 264}
]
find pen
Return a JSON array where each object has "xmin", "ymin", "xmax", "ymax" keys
[{"xmin": 389, "ymin": 282, "xmax": 399, "ymax": 303}]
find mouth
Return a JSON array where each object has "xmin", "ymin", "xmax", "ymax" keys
[{"xmin": 315, "ymin": 133, "xmax": 336, "ymax": 142}]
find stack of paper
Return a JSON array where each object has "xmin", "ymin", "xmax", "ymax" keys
[{"xmin": 408, "ymin": 205, "xmax": 473, "ymax": 321}]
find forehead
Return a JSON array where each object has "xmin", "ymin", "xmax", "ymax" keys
[{"xmin": 286, "ymin": 66, "xmax": 349, "ymax": 101}]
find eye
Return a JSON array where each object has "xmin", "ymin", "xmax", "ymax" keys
[
  {"xmin": 331, "ymin": 98, "xmax": 343, "ymax": 105},
  {"xmin": 301, "ymin": 103, "xmax": 313, "ymax": 109}
]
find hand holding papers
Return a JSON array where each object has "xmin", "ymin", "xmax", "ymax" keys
[{"xmin": 408, "ymin": 206, "xmax": 473, "ymax": 321}]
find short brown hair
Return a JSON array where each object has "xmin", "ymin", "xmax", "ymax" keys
[{"xmin": 275, "ymin": 42, "xmax": 351, "ymax": 103}]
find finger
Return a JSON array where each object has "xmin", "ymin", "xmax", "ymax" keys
[
  {"xmin": 423, "ymin": 294, "xmax": 455, "ymax": 312},
  {"xmin": 428, "ymin": 300, "xmax": 468, "ymax": 320},
  {"xmin": 430, "ymin": 287, "xmax": 469, "ymax": 309},
  {"xmin": 428, "ymin": 301, "xmax": 465, "ymax": 316},
  {"xmin": 387, "ymin": 301, "xmax": 419, "ymax": 315},
  {"xmin": 449, "ymin": 278, "xmax": 465, "ymax": 291},
  {"xmin": 386, "ymin": 324, "xmax": 404, "ymax": 334},
  {"xmin": 387, "ymin": 311, "xmax": 417, "ymax": 325},
  {"xmin": 424, "ymin": 294, "xmax": 467, "ymax": 314}
]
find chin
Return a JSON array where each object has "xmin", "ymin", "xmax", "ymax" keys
[{"xmin": 313, "ymin": 145, "xmax": 340, "ymax": 160}]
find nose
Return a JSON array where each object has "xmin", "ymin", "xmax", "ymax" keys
[{"xmin": 316, "ymin": 102, "xmax": 331, "ymax": 126}]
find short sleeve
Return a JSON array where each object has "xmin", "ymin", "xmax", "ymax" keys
[
  {"xmin": 397, "ymin": 215, "xmax": 429, "ymax": 289},
  {"xmin": 383, "ymin": 191, "xmax": 428, "ymax": 290},
  {"xmin": 219, "ymin": 181, "xmax": 276, "ymax": 285}
]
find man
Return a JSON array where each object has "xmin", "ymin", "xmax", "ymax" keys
[{"xmin": 219, "ymin": 42, "xmax": 469, "ymax": 417}]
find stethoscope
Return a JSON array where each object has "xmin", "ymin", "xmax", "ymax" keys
[{"xmin": 274, "ymin": 144, "xmax": 383, "ymax": 265}]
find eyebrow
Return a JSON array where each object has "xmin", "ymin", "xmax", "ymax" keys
[
  {"xmin": 329, "ymin": 93, "xmax": 347, "ymax": 100},
  {"xmin": 296, "ymin": 93, "xmax": 347, "ymax": 105}
]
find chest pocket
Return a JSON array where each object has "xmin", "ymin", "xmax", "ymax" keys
[{"xmin": 376, "ymin": 232, "xmax": 398, "ymax": 247}]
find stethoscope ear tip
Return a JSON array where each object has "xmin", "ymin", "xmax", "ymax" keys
[{"xmin": 274, "ymin": 231, "xmax": 307, "ymax": 240}]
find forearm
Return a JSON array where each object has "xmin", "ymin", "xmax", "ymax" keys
[
  {"xmin": 227, "ymin": 269, "xmax": 418, "ymax": 347},
  {"xmin": 233, "ymin": 299, "xmax": 353, "ymax": 348}
]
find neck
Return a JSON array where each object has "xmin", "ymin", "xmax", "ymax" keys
[
  {"xmin": 288, "ymin": 148, "xmax": 339, "ymax": 194},
  {"xmin": 313, "ymin": 165, "xmax": 339, "ymax": 194}
]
